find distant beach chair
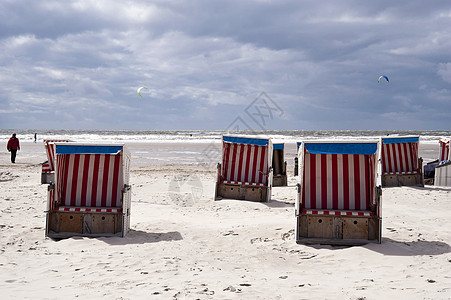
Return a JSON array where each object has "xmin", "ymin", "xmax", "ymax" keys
[
  {"xmin": 294, "ymin": 142, "xmax": 301, "ymax": 176},
  {"xmin": 45, "ymin": 143, "xmax": 132, "ymax": 238},
  {"xmin": 435, "ymin": 137, "xmax": 451, "ymax": 187},
  {"xmin": 380, "ymin": 136, "xmax": 423, "ymax": 187},
  {"xmin": 41, "ymin": 139, "xmax": 70, "ymax": 184},
  {"xmin": 215, "ymin": 136, "xmax": 273, "ymax": 202},
  {"xmin": 272, "ymin": 143, "xmax": 287, "ymax": 186},
  {"xmin": 439, "ymin": 137, "xmax": 450, "ymax": 163},
  {"xmin": 295, "ymin": 140, "xmax": 382, "ymax": 245}
]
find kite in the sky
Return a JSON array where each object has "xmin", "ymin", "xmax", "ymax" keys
[
  {"xmin": 137, "ymin": 86, "xmax": 148, "ymax": 97},
  {"xmin": 378, "ymin": 75, "xmax": 389, "ymax": 83}
]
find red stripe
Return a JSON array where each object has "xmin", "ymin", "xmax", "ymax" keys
[
  {"xmin": 111, "ymin": 154, "xmax": 121, "ymax": 207},
  {"xmin": 222, "ymin": 143, "xmax": 229, "ymax": 180},
  {"xmin": 386, "ymin": 144, "xmax": 393, "ymax": 173},
  {"xmin": 101, "ymin": 155, "xmax": 110, "ymax": 207},
  {"xmin": 320, "ymin": 154, "xmax": 327, "ymax": 209},
  {"xmin": 342, "ymin": 154, "xmax": 349, "ymax": 210},
  {"xmin": 80, "ymin": 155, "xmax": 90, "ymax": 206},
  {"xmin": 258, "ymin": 146, "xmax": 266, "ymax": 183},
  {"xmin": 395, "ymin": 143, "xmax": 402, "ymax": 172},
  {"xmin": 332, "ymin": 154, "xmax": 338, "ymax": 210},
  {"xmin": 353, "ymin": 155, "xmax": 361, "ymax": 210},
  {"xmin": 90, "ymin": 154, "xmax": 100, "ymax": 207},
  {"xmin": 310, "ymin": 153, "xmax": 316, "ymax": 209},
  {"xmin": 70, "ymin": 154, "xmax": 80, "ymax": 206},
  {"xmin": 299, "ymin": 152, "xmax": 310, "ymax": 208},
  {"xmin": 61, "ymin": 155, "xmax": 70, "ymax": 206},
  {"xmin": 402, "ymin": 143, "xmax": 409, "ymax": 172}
]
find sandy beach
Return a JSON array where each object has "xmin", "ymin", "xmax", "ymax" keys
[{"xmin": 0, "ymin": 141, "xmax": 450, "ymax": 299}]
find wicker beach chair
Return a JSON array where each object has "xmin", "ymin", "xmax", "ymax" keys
[
  {"xmin": 215, "ymin": 136, "xmax": 273, "ymax": 202},
  {"xmin": 380, "ymin": 136, "xmax": 423, "ymax": 187},
  {"xmin": 295, "ymin": 140, "xmax": 382, "ymax": 245},
  {"xmin": 272, "ymin": 143, "xmax": 287, "ymax": 186},
  {"xmin": 45, "ymin": 143, "xmax": 131, "ymax": 238}
]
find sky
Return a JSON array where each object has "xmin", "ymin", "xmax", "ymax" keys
[{"xmin": 1, "ymin": 0, "xmax": 451, "ymax": 130}]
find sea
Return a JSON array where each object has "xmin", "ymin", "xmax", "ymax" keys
[
  {"xmin": 1, "ymin": 129, "xmax": 450, "ymax": 144},
  {"xmin": 1, "ymin": 129, "xmax": 449, "ymax": 166}
]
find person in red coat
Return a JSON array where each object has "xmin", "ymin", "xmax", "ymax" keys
[{"xmin": 7, "ymin": 133, "xmax": 20, "ymax": 163}]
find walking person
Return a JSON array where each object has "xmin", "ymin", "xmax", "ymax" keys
[{"xmin": 7, "ymin": 133, "xmax": 20, "ymax": 163}]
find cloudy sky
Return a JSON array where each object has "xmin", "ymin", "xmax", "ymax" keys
[{"xmin": 1, "ymin": 0, "xmax": 450, "ymax": 130}]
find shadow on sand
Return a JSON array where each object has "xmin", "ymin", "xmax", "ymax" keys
[
  {"xmin": 303, "ymin": 238, "xmax": 450, "ymax": 257},
  {"xmin": 364, "ymin": 238, "xmax": 451, "ymax": 256},
  {"xmin": 99, "ymin": 229, "xmax": 183, "ymax": 245}
]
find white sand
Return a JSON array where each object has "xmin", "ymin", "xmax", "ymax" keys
[{"xmin": 0, "ymin": 142, "xmax": 450, "ymax": 299}]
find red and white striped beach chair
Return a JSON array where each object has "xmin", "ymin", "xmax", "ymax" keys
[
  {"xmin": 41, "ymin": 139, "xmax": 70, "ymax": 184},
  {"xmin": 272, "ymin": 143, "xmax": 287, "ymax": 186},
  {"xmin": 46, "ymin": 143, "xmax": 131, "ymax": 238},
  {"xmin": 215, "ymin": 136, "xmax": 273, "ymax": 202},
  {"xmin": 435, "ymin": 137, "xmax": 451, "ymax": 187},
  {"xmin": 294, "ymin": 141, "xmax": 302, "ymax": 176},
  {"xmin": 296, "ymin": 141, "xmax": 382, "ymax": 245},
  {"xmin": 380, "ymin": 136, "xmax": 423, "ymax": 187},
  {"xmin": 439, "ymin": 137, "xmax": 450, "ymax": 163}
]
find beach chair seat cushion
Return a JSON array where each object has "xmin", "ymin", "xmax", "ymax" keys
[
  {"xmin": 301, "ymin": 209, "xmax": 374, "ymax": 217},
  {"xmin": 382, "ymin": 170, "xmax": 419, "ymax": 175},
  {"xmin": 221, "ymin": 180, "xmax": 267, "ymax": 187},
  {"xmin": 54, "ymin": 206, "xmax": 122, "ymax": 213}
]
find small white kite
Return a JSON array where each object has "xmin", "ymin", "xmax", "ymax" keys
[{"xmin": 137, "ymin": 86, "xmax": 148, "ymax": 97}]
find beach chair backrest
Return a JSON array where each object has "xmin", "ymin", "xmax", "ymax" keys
[
  {"xmin": 381, "ymin": 136, "xmax": 419, "ymax": 174},
  {"xmin": 54, "ymin": 144, "xmax": 127, "ymax": 208},
  {"xmin": 221, "ymin": 136, "xmax": 272, "ymax": 185},
  {"xmin": 44, "ymin": 139, "xmax": 70, "ymax": 171},
  {"xmin": 300, "ymin": 142, "xmax": 379, "ymax": 211},
  {"xmin": 439, "ymin": 137, "xmax": 450, "ymax": 162}
]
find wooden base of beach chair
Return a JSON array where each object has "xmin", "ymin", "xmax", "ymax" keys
[
  {"xmin": 215, "ymin": 182, "xmax": 269, "ymax": 202},
  {"xmin": 272, "ymin": 174, "xmax": 287, "ymax": 187},
  {"xmin": 46, "ymin": 211, "xmax": 125, "ymax": 238},
  {"xmin": 382, "ymin": 173, "xmax": 423, "ymax": 187},
  {"xmin": 296, "ymin": 215, "xmax": 381, "ymax": 245}
]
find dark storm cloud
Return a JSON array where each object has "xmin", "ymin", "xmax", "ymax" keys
[{"xmin": 0, "ymin": 0, "xmax": 451, "ymax": 129}]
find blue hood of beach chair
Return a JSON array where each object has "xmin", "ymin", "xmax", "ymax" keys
[{"xmin": 304, "ymin": 142, "xmax": 378, "ymax": 155}]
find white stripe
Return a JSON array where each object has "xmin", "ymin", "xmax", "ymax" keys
[
  {"xmin": 117, "ymin": 154, "xmax": 123, "ymax": 205},
  {"xmin": 359, "ymin": 155, "xmax": 366, "ymax": 210},
  {"xmin": 389, "ymin": 144, "xmax": 395, "ymax": 172},
  {"xmin": 248, "ymin": 146, "xmax": 255, "ymax": 184},
  {"xmin": 255, "ymin": 146, "xmax": 262, "ymax": 183},
  {"xmin": 227, "ymin": 144, "xmax": 234, "ymax": 181},
  {"xmin": 65, "ymin": 155, "xmax": 75, "ymax": 206},
  {"xmin": 315, "ymin": 154, "xmax": 321, "ymax": 209},
  {"xmin": 262, "ymin": 147, "xmax": 268, "ymax": 184},
  {"xmin": 75, "ymin": 155, "xmax": 84, "ymax": 206},
  {"xmin": 326, "ymin": 154, "xmax": 333, "ymax": 209}
]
